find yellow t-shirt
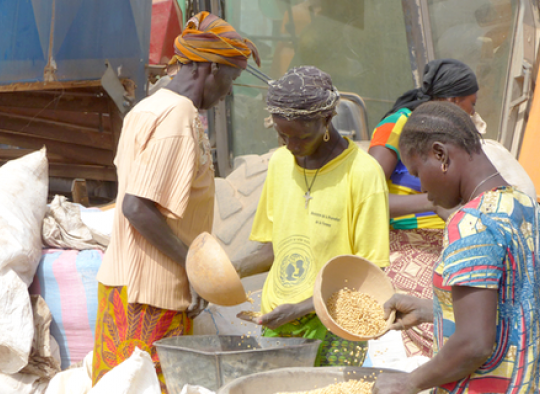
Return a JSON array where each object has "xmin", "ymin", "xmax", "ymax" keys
[{"xmin": 250, "ymin": 138, "xmax": 390, "ymax": 314}]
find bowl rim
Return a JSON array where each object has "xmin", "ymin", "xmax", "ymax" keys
[
  {"xmin": 217, "ymin": 366, "xmax": 402, "ymax": 394},
  {"xmin": 153, "ymin": 335, "xmax": 322, "ymax": 356}
]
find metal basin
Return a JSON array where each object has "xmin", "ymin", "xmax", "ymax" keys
[
  {"xmin": 154, "ymin": 335, "xmax": 321, "ymax": 393},
  {"xmin": 217, "ymin": 366, "xmax": 399, "ymax": 394}
]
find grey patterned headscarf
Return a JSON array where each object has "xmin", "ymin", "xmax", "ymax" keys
[{"xmin": 266, "ymin": 66, "xmax": 340, "ymax": 120}]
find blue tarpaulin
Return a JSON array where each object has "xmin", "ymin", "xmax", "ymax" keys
[{"xmin": 0, "ymin": 0, "xmax": 152, "ymax": 99}]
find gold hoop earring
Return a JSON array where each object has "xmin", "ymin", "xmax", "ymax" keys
[
  {"xmin": 441, "ymin": 162, "xmax": 448, "ymax": 173},
  {"xmin": 323, "ymin": 127, "xmax": 330, "ymax": 142}
]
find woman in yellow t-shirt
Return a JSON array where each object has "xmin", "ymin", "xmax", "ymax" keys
[{"xmin": 248, "ymin": 66, "xmax": 389, "ymax": 366}]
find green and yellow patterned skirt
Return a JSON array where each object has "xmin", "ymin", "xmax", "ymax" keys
[{"xmin": 262, "ymin": 313, "xmax": 368, "ymax": 367}]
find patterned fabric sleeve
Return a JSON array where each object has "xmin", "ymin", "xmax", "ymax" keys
[
  {"xmin": 442, "ymin": 209, "xmax": 507, "ymax": 288},
  {"xmin": 369, "ymin": 108, "xmax": 411, "ymax": 161}
]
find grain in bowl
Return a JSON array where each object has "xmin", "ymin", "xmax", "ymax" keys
[
  {"xmin": 276, "ymin": 379, "xmax": 374, "ymax": 394},
  {"xmin": 326, "ymin": 288, "xmax": 386, "ymax": 337}
]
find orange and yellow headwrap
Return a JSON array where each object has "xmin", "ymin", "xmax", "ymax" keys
[{"xmin": 170, "ymin": 11, "xmax": 261, "ymax": 70}]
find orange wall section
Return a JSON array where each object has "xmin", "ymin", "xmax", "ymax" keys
[{"xmin": 519, "ymin": 66, "xmax": 540, "ymax": 202}]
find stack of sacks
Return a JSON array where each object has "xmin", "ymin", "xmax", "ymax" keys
[
  {"xmin": 29, "ymin": 249, "xmax": 103, "ymax": 370},
  {"xmin": 30, "ymin": 194, "xmax": 110, "ymax": 369},
  {"xmin": 45, "ymin": 348, "xmax": 161, "ymax": 394},
  {"xmin": 42, "ymin": 195, "xmax": 109, "ymax": 251},
  {"xmin": 0, "ymin": 148, "xmax": 60, "ymax": 393}
]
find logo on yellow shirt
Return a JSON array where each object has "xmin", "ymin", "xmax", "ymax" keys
[{"xmin": 279, "ymin": 253, "xmax": 311, "ymax": 288}]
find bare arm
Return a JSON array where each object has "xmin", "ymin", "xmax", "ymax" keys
[
  {"xmin": 368, "ymin": 145, "xmax": 398, "ymax": 180},
  {"xmin": 388, "ymin": 194, "xmax": 434, "ymax": 219},
  {"xmin": 258, "ymin": 297, "xmax": 314, "ymax": 329},
  {"xmin": 374, "ymin": 287, "xmax": 498, "ymax": 394},
  {"xmin": 122, "ymin": 193, "xmax": 189, "ymax": 265},
  {"xmin": 122, "ymin": 193, "xmax": 208, "ymax": 318},
  {"xmin": 369, "ymin": 145, "xmax": 435, "ymax": 218},
  {"xmin": 409, "ymin": 287, "xmax": 497, "ymax": 389},
  {"xmin": 232, "ymin": 242, "xmax": 274, "ymax": 278}
]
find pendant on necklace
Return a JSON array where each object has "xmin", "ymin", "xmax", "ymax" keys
[{"xmin": 304, "ymin": 191, "xmax": 313, "ymax": 209}]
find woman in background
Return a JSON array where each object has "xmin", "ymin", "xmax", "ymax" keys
[{"xmin": 368, "ymin": 59, "xmax": 480, "ymax": 357}]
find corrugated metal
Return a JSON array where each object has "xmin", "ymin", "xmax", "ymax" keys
[{"xmin": 0, "ymin": 0, "xmax": 152, "ymax": 99}]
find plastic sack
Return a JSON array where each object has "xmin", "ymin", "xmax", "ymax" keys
[
  {"xmin": 482, "ymin": 139, "xmax": 537, "ymax": 201},
  {"xmin": 0, "ymin": 370, "xmax": 49, "ymax": 394},
  {"xmin": 20, "ymin": 295, "xmax": 62, "ymax": 379},
  {"xmin": 42, "ymin": 195, "xmax": 109, "ymax": 251},
  {"xmin": 89, "ymin": 347, "xmax": 161, "ymax": 394},
  {"xmin": 0, "ymin": 148, "xmax": 48, "ymax": 286},
  {"xmin": 180, "ymin": 384, "xmax": 216, "ymax": 394},
  {"xmin": 30, "ymin": 249, "xmax": 103, "ymax": 369},
  {"xmin": 0, "ymin": 268, "xmax": 34, "ymax": 373},
  {"xmin": 45, "ymin": 351, "xmax": 93, "ymax": 394}
]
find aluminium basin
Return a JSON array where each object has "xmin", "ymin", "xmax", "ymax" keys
[{"xmin": 154, "ymin": 335, "xmax": 321, "ymax": 393}]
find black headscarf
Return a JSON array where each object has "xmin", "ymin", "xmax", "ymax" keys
[{"xmin": 382, "ymin": 59, "xmax": 479, "ymax": 119}]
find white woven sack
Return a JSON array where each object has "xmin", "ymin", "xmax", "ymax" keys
[
  {"xmin": 89, "ymin": 347, "xmax": 161, "ymax": 394},
  {"xmin": 0, "ymin": 370, "xmax": 48, "ymax": 394},
  {"xmin": 45, "ymin": 351, "xmax": 93, "ymax": 394},
  {"xmin": 0, "ymin": 147, "xmax": 48, "ymax": 286},
  {"xmin": 0, "ymin": 268, "xmax": 34, "ymax": 373},
  {"xmin": 482, "ymin": 139, "xmax": 537, "ymax": 202}
]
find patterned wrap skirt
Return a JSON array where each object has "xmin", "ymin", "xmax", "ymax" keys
[
  {"xmin": 385, "ymin": 228, "xmax": 444, "ymax": 357},
  {"xmin": 92, "ymin": 283, "xmax": 192, "ymax": 394}
]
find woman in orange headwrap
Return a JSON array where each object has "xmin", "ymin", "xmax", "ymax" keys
[
  {"xmin": 171, "ymin": 11, "xmax": 260, "ymax": 69},
  {"xmin": 91, "ymin": 12, "xmax": 259, "ymax": 394}
]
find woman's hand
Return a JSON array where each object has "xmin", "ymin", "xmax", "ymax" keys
[
  {"xmin": 187, "ymin": 284, "xmax": 208, "ymax": 319},
  {"xmin": 372, "ymin": 372, "xmax": 419, "ymax": 394},
  {"xmin": 384, "ymin": 294, "xmax": 433, "ymax": 331},
  {"xmin": 258, "ymin": 299, "xmax": 314, "ymax": 329}
]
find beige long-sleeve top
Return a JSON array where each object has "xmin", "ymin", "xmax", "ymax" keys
[{"xmin": 97, "ymin": 89, "xmax": 214, "ymax": 311}]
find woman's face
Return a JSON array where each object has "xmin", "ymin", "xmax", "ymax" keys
[
  {"xmin": 200, "ymin": 64, "xmax": 242, "ymax": 110},
  {"xmin": 273, "ymin": 116, "xmax": 326, "ymax": 157},
  {"xmin": 401, "ymin": 146, "xmax": 462, "ymax": 209},
  {"xmin": 436, "ymin": 93, "xmax": 477, "ymax": 116},
  {"xmin": 451, "ymin": 93, "xmax": 477, "ymax": 116}
]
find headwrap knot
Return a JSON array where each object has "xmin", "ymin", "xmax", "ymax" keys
[{"xmin": 416, "ymin": 90, "xmax": 430, "ymax": 101}]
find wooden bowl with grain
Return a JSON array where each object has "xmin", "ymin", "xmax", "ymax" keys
[{"xmin": 313, "ymin": 255, "xmax": 396, "ymax": 341}]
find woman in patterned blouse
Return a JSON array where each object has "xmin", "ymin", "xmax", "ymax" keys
[{"xmin": 373, "ymin": 101, "xmax": 540, "ymax": 394}]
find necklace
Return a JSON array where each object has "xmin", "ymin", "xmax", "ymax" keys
[
  {"xmin": 467, "ymin": 171, "xmax": 500, "ymax": 202},
  {"xmin": 303, "ymin": 137, "xmax": 341, "ymax": 209}
]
